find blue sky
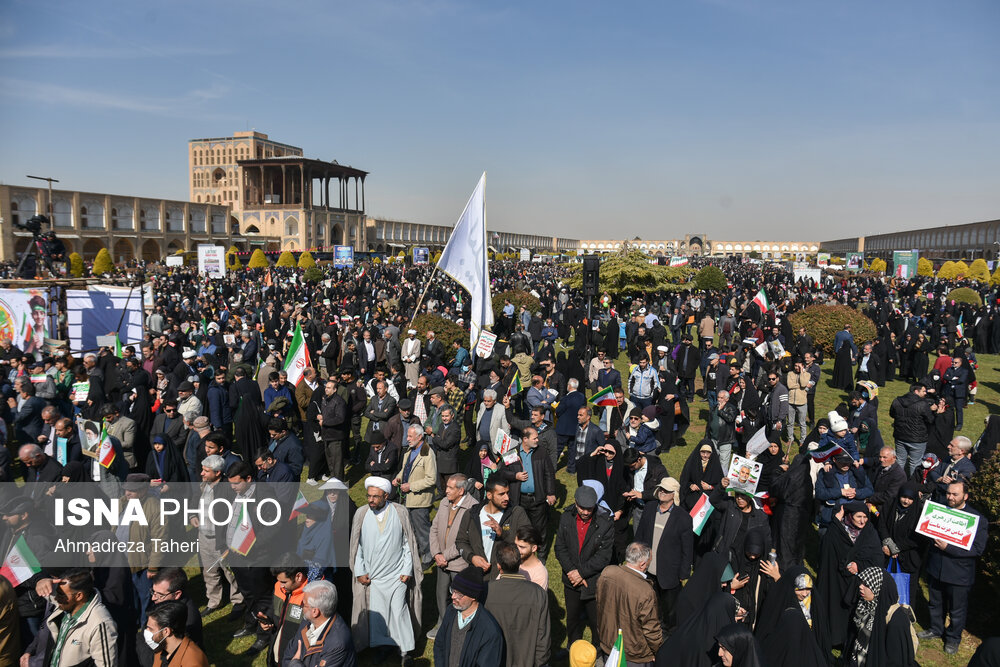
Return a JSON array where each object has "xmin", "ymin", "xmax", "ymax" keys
[{"xmin": 1, "ymin": 0, "xmax": 998, "ymax": 241}]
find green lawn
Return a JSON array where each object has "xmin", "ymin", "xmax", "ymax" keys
[{"xmin": 199, "ymin": 343, "xmax": 999, "ymax": 666}]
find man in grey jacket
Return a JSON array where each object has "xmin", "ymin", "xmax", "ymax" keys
[
  {"xmin": 427, "ymin": 473, "xmax": 478, "ymax": 639},
  {"xmin": 485, "ymin": 541, "xmax": 550, "ymax": 667}
]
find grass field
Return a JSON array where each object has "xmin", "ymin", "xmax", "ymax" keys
[{"xmin": 199, "ymin": 343, "xmax": 999, "ymax": 666}]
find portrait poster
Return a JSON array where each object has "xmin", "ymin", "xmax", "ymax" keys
[
  {"xmin": 727, "ymin": 454, "xmax": 762, "ymax": 495},
  {"xmin": 0, "ymin": 288, "xmax": 51, "ymax": 357}
]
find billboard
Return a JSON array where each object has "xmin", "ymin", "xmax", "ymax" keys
[
  {"xmin": 846, "ymin": 252, "xmax": 864, "ymax": 272},
  {"xmin": 892, "ymin": 250, "xmax": 918, "ymax": 279},
  {"xmin": 0, "ymin": 288, "xmax": 52, "ymax": 356},
  {"xmin": 333, "ymin": 245, "xmax": 354, "ymax": 268},
  {"xmin": 816, "ymin": 252, "xmax": 831, "ymax": 267},
  {"xmin": 197, "ymin": 245, "xmax": 226, "ymax": 279},
  {"xmin": 413, "ymin": 247, "xmax": 430, "ymax": 265}
]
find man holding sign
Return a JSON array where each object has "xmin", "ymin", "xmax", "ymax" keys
[{"xmin": 919, "ymin": 479, "xmax": 987, "ymax": 655}]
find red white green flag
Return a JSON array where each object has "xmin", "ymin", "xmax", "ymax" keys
[
  {"xmin": 589, "ymin": 385, "xmax": 617, "ymax": 407},
  {"xmin": 0, "ymin": 535, "xmax": 41, "ymax": 586},
  {"xmin": 506, "ymin": 369, "xmax": 523, "ymax": 398},
  {"xmin": 289, "ymin": 491, "xmax": 310, "ymax": 520},
  {"xmin": 605, "ymin": 630, "xmax": 627, "ymax": 667},
  {"xmin": 690, "ymin": 493, "xmax": 715, "ymax": 536},
  {"xmin": 283, "ymin": 322, "xmax": 311, "ymax": 386},
  {"xmin": 98, "ymin": 422, "xmax": 116, "ymax": 469},
  {"xmin": 752, "ymin": 288, "xmax": 771, "ymax": 313},
  {"xmin": 229, "ymin": 503, "xmax": 256, "ymax": 556}
]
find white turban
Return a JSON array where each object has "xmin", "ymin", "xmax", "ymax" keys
[{"xmin": 364, "ymin": 476, "xmax": 392, "ymax": 495}]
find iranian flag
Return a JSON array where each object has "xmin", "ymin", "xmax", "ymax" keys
[
  {"xmin": 229, "ymin": 503, "xmax": 256, "ymax": 556},
  {"xmin": 357, "ymin": 266, "xmax": 366, "ymax": 280},
  {"xmin": 97, "ymin": 422, "xmax": 116, "ymax": 469},
  {"xmin": 589, "ymin": 385, "xmax": 617, "ymax": 407},
  {"xmin": 605, "ymin": 630, "xmax": 627, "ymax": 667},
  {"xmin": 809, "ymin": 439, "xmax": 848, "ymax": 463},
  {"xmin": 283, "ymin": 323, "xmax": 311, "ymax": 386},
  {"xmin": 752, "ymin": 288, "xmax": 771, "ymax": 313},
  {"xmin": 289, "ymin": 491, "xmax": 310, "ymax": 520},
  {"xmin": 1, "ymin": 535, "xmax": 41, "ymax": 586},
  {"xmin": 690, "ymin": 493, "xmax": 715, "ymax": 536}
]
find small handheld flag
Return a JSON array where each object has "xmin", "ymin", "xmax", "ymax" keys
[
  {"xmin": 605, "ymin": 629, "xmax": 627, "ymax": 667},
  {"xmin": 0, "ymin": 535, "xmax": 41, "ymax": 586},
  {"xmin": 690, "ymin": 493, "xmax": 715, "ymax": 536},
  {"xmin": 589, "ymin": 385, "xmax": 617, "ymax": 407},
  {"xmin": 289, "ymin": 491, "xmax": 309, "ymax": 520},
  {"xmin": 229, "ymin": 503, "xmax": 257, "ymax": 556},
  {"xmin": 506, "ymin": 369, "xmax": 523, "ymax": 398},
  {"xmin": 283, "ymin": 322, "xmax": 311, "ymax": 386}
]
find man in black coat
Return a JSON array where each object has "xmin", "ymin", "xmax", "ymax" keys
[
  {"xmin": 569, "ymin": 406, "xmax": 604, "ymax": 475},
  {"xmin": 8, "ymin": 380, "xmax": 46, "ymax": 444},
  {"xmin": 432, "ymin": 566, "xmax": 506, "ymax": 667},
  {"xmin": 675, "ymin": 334, "xmax": 701, "ymax": 401},
  {"xmin": 920, "ymin": 479, "xmax": 988, "ymax": 654},
  {"xmin": 427, "ymin": 405, "xmax": 461, "ymax": 494},
  {"xmin": 868, "ymin": 447, "xmax": 907, "ymax": 513},
  {"xmin": 496, "ymin": 426, "xmax": 556, "ymax": 559},
  {"xmin": 553, "ymin": 485, "xmax": 614, "ymax": 647},
  {"xmin": 633, "ymin": 476, "xmax": 693, "ymax": 632}
]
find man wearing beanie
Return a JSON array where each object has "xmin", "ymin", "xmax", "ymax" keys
[{"xmin": 432, "ymin": 566, "xmax": 505, "ymax": 667}]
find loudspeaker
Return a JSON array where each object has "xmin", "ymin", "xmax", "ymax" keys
[{"xmin": 582, "ymin": 255, "xmax": 600, "ymax": 297}]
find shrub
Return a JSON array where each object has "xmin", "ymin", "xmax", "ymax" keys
[
  {"xmin": 248, "ymin": 249, "xmax": 269, "ymax": 268},
  {"xmin": 303, "ymin": 266, "xmax": 324, "ymax": 284},
  {"xmin": 69, "ymin": 252, "xmax": 84, "ymax": 278},
  {"xmin": 937, "ymin": 261, "xmax": 958, "ymax": 280},
  {"xmin": 869, "ymin": 257, "xmax": 886, "ymax": 274},
  {"xmin": 431, "ymin": 251, "xmax": 442, "ymax": 264},
  {"xmin": 92, "ymin": 248, "xmax": 114, "ymax": 276},
  {"xmin": 992, "ymin": 265, "xmax": 1000, "ymax": 287},
  {"xmin": 492, "ymin": 289, "xmax": 542, "ymax": 321},
  {"xmin": 564, "ymin": 248, "xmax": 691, "ymax": 294},
  {"xmin": 226, "ymin": 251, "xmax": 242, "ymax": 270},
  {"xmin": 372, "ymin": 257, "xmax": 382, "ymax": 265},
  {"xmin": 947, "ymin": 287, "xmax": 983, "ymax": 307},
  {"xmin": 789, "ymin": 305, "xmax": 877, "ymax": 356},
  {"xmin": 297, "ymin": 251, "xmax": 316, "ymax": 269},
  {"xmin": 412, "ymin": 313, "xmax": 467, "ymax": 351},
  {"xmin": 917, "ymin": 257, "xmax": 934, "ymax": 277},
  {"xmin": 970, "ymin": 448, "xmax": 1000, "ymax": 581},
  {"xmin": 276, "ymin": 251, "xmax": 295, "ymax": 267},
  {"xmin": 968, "ymin": 258, "xmax": 991, "ymax": 283},
  {"xmin": 693, "ymin": 265, "xmax": 727, "ymax": 291}
]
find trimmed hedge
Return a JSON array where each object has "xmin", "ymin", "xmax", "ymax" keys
[
  {"xmin": 412, "ymin": 313, "xmax": 467, "ymax": 351},
  {"xmin": 92, "ymin": 248, "xmax": 113, "ymax": 275},
  {"xmin": 248, "ymin": 249, "xmax": 269, "ymax": 268},
  {"xmin": 297, "ymin": 251, "xmax": 316, "ymax": 269},
  {"xmin": 694, "ymin": 265, "xmax": 727, "ymax": 291},
  {"xmin": 789, "ymin": 305, "xmax": 877, "ymax": 356},
  {"xmin": 492, "ymin": 289, "xmax": 542, "ymax": 321},
  {"xmin": 303, "ymin": 266, "xmax": 324, "ymax": 284},
  {"xmin": 947, "ymin": 287, "xmax": 982, "ymax": 307},
  {"xmin": 276, "ymin": 251, "xmax": 296, "ymax": 267},
  {"xmin": 970, "ymin": 448, "xmax": 1000, "ymax": 580},
  {"xmin": 69, "ymin": 252, "xmax": 84, "ymax": 278}
]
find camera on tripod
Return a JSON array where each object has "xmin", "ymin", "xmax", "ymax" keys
[{"xmin": 15, "ymin": 214, "xmax": 50, "ymax": 235}]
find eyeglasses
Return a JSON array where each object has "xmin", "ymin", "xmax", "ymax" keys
[{"xmin": 150, "ymin": 589, "xmax": 172, "ymax": 600}]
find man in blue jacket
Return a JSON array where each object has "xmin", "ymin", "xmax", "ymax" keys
[{"xmin": 919, "ymin": 479, "xmax": 988, "ymax": 655}]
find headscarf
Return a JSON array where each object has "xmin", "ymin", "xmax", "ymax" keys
[
  {"xmin": 794, "ymin": 572, "xmax": 814, "ymax": 626},
  {"xmin": 850, "ymin": 567, "xmax": 885, "ymax": 666},
  {"xmin": 715, "ymin": 623, "xmax": 765, "ymax": 667},
  {"xmin": 582, "ymin": 479, "xmax": 613, "ymax": 516}
]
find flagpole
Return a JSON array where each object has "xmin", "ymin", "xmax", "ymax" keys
[{"xmin": 407, "ymin": 263, "xmax": 442, "ymax": 331}]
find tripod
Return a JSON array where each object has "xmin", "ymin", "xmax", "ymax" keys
[{"xmin": 15, "ymin": 233, "xmax": 62, "ymax": 279}]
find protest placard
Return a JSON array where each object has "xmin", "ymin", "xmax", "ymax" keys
[{"xmin": 915, "ymin": 500, "xmax": 981, "ymax": 551}]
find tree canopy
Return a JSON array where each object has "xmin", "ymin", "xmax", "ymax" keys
[{"xmin": 565, "ymin": 247, "xmax": 691, "ymax": 295}]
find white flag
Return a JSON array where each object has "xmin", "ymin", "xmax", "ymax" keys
[{"xmin": 437, "ymin": 173, "xmax": 493, "ymax": 348}]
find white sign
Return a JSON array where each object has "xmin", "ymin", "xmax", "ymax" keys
[
  {"xmin": 495, "ymin": 429, "xmax": 519, "ymax": 464},
  {"xmin": 727, "ymin": 454, "xmax": 762, "ymax": 495},
  {"xmin": 165, "ymin": 255, "xmax": 183, "ymax": 267},
  {"xmin": 475, "ymin": 330, "xmax": 498, "ymax": 358},
  {"xmin": 519, "ymin": 248, "xmax": 531, "ymax": 262},
  {"xmin": 197, "ymin": 245, "xmax": 226, "ymax": 279},
  {"xmin": 915, "ymin": 500, "xmax": 981, "ymax": 551},
  {"xmin": 745, "ymin": 427, "xmax": 771, "ymax": 458}
]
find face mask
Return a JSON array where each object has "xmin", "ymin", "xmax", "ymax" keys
[{"xmin": 143, "ymin": 628, "xmax": 163, "ymax": 651}]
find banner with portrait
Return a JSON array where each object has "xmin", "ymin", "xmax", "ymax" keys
[{"xmin": 0, "ymin": 288, "xmax": 53, "ymax": 356}]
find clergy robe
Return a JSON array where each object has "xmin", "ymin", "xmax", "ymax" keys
[{"xmin": 349, "ymin": 502, "xmax": 423, "ymax": 652}]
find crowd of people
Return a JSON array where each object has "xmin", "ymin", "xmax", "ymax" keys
[{"xmin": 0, "ymin": 255, "xmax": 998, "ymax": 667}]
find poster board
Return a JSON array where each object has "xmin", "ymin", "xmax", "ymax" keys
[
  {"xmin": 0, "ymin": 288, "xmax": 51, "ymax": 356},
  {"xmin": 413, "ymin": 247, "xmax": 430, "ymax": 265},
  {"xmin": 915, "ymin": 500, "xmax": 981, "ymax": 551},
  {"xmin": 197, "ymin": 245, "xmax": 226, "ymax": 279},
  {"xmin": 816, "ymin": 252, "xmax": 831, "ymax": 267},
  {"xmin": 333, "ymin": 246, "xmax": 354, "ymax": 269},
  {"xmin": 519, "ymin": 248, "xmax": 531, "ymax": 262},
  {"xmin": 165, "ymin": 255, "xmax": 183, "ymax": 267},
  {"xmin": 893, "ymin": 250, "xmax": 919, "ymax": 279},
  {"xmin": 846, "ymin": 252, "xmax": 864, "ymax": 272},
  {"xmin": 475, "ymin": 330, "xmax": 498, "ymax": 358},
  {"xmin": 66, "ymin": 286, "xmax": 144, "ymax": 355},
  {"xmin": 793, "ymin": 267, "xmax": 821, "ymax": 284},
  {"xmin": 495, "ymin": 429, "xmax": 519, "ymax": 465},
  {"xmin": 727, "ymin": 454, "xmax": 762, "ymax": 495},
  {"xmin": 745, "ymin": 427, "xmax": 771, "ymax": 458}
]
